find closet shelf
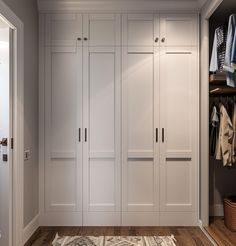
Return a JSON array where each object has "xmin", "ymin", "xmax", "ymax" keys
[
  {"xmin": 210, "ymin": 87, "xmax": 236, "ymax": 94},
  {"xmin": 209, "ymin": 73, "xmax": 227, "ymax": 85},
  {"xmin": 209, "ymin": 73, "xmax": 236, "ymax": 94}
]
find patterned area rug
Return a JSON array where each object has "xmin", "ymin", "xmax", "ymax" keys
[{"xmin": 52, "ymin": 235, "xmax": 177, "ymax": 246}]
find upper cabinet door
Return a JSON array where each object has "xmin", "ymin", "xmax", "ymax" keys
[
  {"xmin": 46, "ymin": 13, "xmax": 83, "ymax": 46},
  {"xmin": 122, "ymin": 14, "xmax": 159, "ymax": 47},
  {"xmin": 83, "ymin": 14, "xmax": 121, "ymax": 46},
  {"xmin": 160, "ymin": 14, "xmax": 198, "ymax": 46}
]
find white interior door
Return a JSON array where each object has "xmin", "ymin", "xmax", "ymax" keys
[
  {"xmin": 122, "ymin": 45, "xmax": 160, "ymax": 226},
  {"xmin": 83, "ymin": 46, "xmax": 121, "ymax": 226},
  {"xmin": 160, "ymin": 14, "xmax": 198, "ymax": 46},
  {"xmin": 0, "ymin": 24, "xmax": 12, "ymax": 246},
  {"xmin": 83, "ymin": 14, "xmax": 121, "ymax": 46},
  {"xmin": 159, "ymin": 47, "xmax": 198, "ymax": 225},
  {"xmin": 46, "ymin": 13, "xmax": 83, "ymax": 46},
  {"xmin": 44, "ymin": 46, "xmax": 83, "ymax": 224}
]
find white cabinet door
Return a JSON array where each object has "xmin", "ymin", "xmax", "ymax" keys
[
  {"xmin": 122, "ymin": 14, "xmax": 159, "ymax": 47},
  {"xmin": 159, "ymin": 47, "xmax": 198, "ymax": 225},
  {"xmin": 83, "ymin": 14, "xmax": 121, "ymax": 46},
  {"xmin": 122, "ymin": 47, "xmax": 160, "ymax": 226},
  {"xmin": 83, "ymin": 46, "xmax": 121, "ymax": 225},
  {"xmin": 46, "ymin": 13, "xmax": 83, "ymax": 46},
  {"xmin": 45, "ymin": 46, "xmax": 83, "ymax": 219},
  {"xmin": 160, "ymin": 14, "xmax": 198, "ymax": 46}
]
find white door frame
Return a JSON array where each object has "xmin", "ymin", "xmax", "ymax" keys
[
  {"xmin": 0, "ymin": 0, "xmax": 24, "ymax": 245},
  {"xmin": 199, "ymin": 0, "xmax": 222, "ymax": 227}
]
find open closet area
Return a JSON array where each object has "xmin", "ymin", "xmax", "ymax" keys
[
  {"xmin": 39, "ymin": 8, "xmax": 199, "ymax": 227},
  {"xmin": 206, "ymin": 0, "xmax": 236, "ymax": 244}
]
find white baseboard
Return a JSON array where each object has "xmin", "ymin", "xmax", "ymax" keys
[
  {"xmin": 23, "ymin": 214, "xmax": 39, "ymax": 244},
  {"xmin": 210, "ymin": 204, "xmax": 224, "ymax": 217}
]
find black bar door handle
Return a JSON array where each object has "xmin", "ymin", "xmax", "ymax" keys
[
  {"xmin": 78, "ymin": 128, "xmax": 81, "ymax": 142},
  {"xmin": 85, "ymin": 128, "xmax": 87, "ymax": 142},
  {"xmin": 156, "ymin": 128, "xmax": 158, "ymax": 143},
  {"xmin": 162, "ymin": 128, "xmax": 165, "ymax": 143}
]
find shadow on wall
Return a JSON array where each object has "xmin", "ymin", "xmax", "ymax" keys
[{"xmin": 209, "ymin": 156, "xmax": 236, "ymax": 208}]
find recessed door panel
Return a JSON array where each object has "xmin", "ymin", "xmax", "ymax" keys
[
  {"xmin": 89, "ymin": 160, "xmax": 115, "ymax": 209},
  {"xmin": 127, "ymin": 160, "xmax": 154, "ymax": 210},
  {"xmin": 122, "ymin": 14, "xmax": 158, "ymax": 47},
  {"xmin": 51, "ymin": 51, "xmax": 77, "ymax": 154},
  {"xmin": 89, "ymin": 52, "xmax": 115, "ymax": 153},
  {"xmin": 83, "ymin": 14, "xmax": 121, "ymax": 46},
  {"xmin": 50, "ymin": 160, "xmax": 76, "ymax": 209},
  {"xmin": 46, "ymin": 14, "xmax": 82, "ymax": 46},
  {"xmin": 127, "ymin": 53, "xmax": 154, "ymax": 153},
  {"xmin": 160, "ymin": 14, "xmax": 198, "ymax": 46},
  {"xmin": 165, "ymin": 160, "xmax": 191, "ymax": 205}
]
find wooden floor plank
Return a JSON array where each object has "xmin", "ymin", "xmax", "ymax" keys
[{"xmin": 205, "ymin": 217, "xmax": 236, "ymax": 246}]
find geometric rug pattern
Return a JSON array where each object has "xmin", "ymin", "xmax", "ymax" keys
[{"xmin": 52, "ymin": 235, "xmax": 177, "ymax": 246}]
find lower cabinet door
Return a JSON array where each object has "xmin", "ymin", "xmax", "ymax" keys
[
  {"xmin": 44, "ymin": 46, "xmax": 83, "ymax": 225},
  {"xmin": 121, "ymin": 47, "xmax": 160, "ymax": 226},
  {"xmin": 82, "ymin": 46, "xmax": 121, "ymax": 226},
  {"xmin": 159, "ymin": 47, "xmax": 198, "ymax": 226}
]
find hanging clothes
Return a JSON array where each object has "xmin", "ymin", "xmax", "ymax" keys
[
  {"xmin": 216, "ymin": 103, "xmax": 234, "ymax": 166},
  {"xmin": 223, "ymin": 14, "xmax": 236, "ymax": 87},
  {"xmin": 232, "ymin": 102, "xmax": 236, "ymax": 163},
  {"xmin": 210, "ymin": 105, "xmax": 220, "ymax": 157},
  {"xmin": 210, "ymin": 25, "xmax": 228, "ymax": 72}
]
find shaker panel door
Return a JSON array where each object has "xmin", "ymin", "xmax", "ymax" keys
[
  {"xmin": 45, "ymin": 46, "xmax": 83, "ymax": 216},
  {"xmin": 46, "ymin": 14, "xmax": 83, "ymax": 46},
  {"xmin": 159, "ymin": 47, "xmax": 198, "ymax": 215}
]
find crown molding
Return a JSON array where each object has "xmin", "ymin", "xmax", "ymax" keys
[{"xmin": 37, "ymin": 0, "xmax": 200, "ymax": 13}]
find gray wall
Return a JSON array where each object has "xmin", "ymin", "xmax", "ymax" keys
[{"xmin": 3, "ymin": 0, "xmax": 39, "ymax": 227}]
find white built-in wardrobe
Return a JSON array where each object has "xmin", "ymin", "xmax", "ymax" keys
[{"xmin": 40, "ymin": 12, "xmax": 199, "ymax": 226}]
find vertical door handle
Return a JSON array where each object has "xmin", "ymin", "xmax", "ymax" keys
[
  {"xmin": 156, "ymin": 128, "xmax": 158, "ymax": 143},
  {"xmin": 78, "ymin": 128, "xmax": 81, "ymax": 142},
  {"xmin": 85, "ymin": 128, "xmax": 87, "ymax": 142},
  {"xmin": 162, "ymin": 128, "xmax": 165, "ymax": 143},
  {"xmin": 161, "ymin": 37, "xmax": 165, "ymax": 43},
  {"xmin": 155, "ymin": 37, "xmax": 159, "ymax": 43}
]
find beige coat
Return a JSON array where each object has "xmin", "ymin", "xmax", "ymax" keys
[
  {"xmin": 216, "ymin": 104, "xmax": 234, "ymax": 166},
  {"xmin": 232, "ymin": 103, "xmax": 236, "ymax": 163}
]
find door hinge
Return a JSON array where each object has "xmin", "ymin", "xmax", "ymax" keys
[{"xmin": 11, "ymin": 138, "xmax": 13, "ymax": 149}]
